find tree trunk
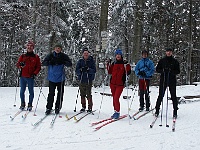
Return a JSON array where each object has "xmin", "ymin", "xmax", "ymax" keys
[
  {"xmin": 32, "ymin": 0, "xmax": 37, "ymax": 43},
  {"xmin": 187, "ymin": 0, "xmax": 193, "ymax": 84},
  {"xmin": 43, "ymin": 1, "xmax": 56, "ymax": 86},
  {"xmin": 132, "ymin": 0, "xmax": 144, "ymax": 84},
  {"xmin": 95, "ymin": 0, "xmax": 109, "ymax": 87}
]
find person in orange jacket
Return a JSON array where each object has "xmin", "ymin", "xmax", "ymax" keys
[
  {"xmin": 107, "ymin": 49, "xmax": 131, "ymax": 119},
  {"xmin": 16, "ymin": 41, "xmax": 41, "ymax": 111}
]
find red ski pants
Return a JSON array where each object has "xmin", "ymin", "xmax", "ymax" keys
[{"xmin": 110, "ymin": 84, "xmax": 124, "ymax": 112}]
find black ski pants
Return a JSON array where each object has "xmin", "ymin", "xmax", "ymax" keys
[
  {"xmin": 46, "ymin": 80, "xmax": 65, "ymax": 110},
  {"xmin": 155, "ymin": 80, "xmax": 178, "ymax": 111}
]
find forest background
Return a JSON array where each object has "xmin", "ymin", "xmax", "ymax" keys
[{"xmin": 0, "ymin": 0, "xmax": 199, "ymax": 87}]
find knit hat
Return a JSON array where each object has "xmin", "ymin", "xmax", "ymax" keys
[
  {"xmin": 26, "ymin": 41, "xmax": 35, "ymax": 48},
  {"xmin": 115, "ymin": 49, "xmax": 123, "ymax": 56},
  {"xmin": 54, "ymin": 43, "xmax": 62, "ymax": 49},
  {"xmin": 142, "ymin": 50, "xmax": 148, "ymax": 55},
  {"xmin": 165, "ymin": 48, "xmax": 173, "ymax": 51},
  {"xmin": 82, "ymin": 47, "xmax": 89, "ymax": 53}
]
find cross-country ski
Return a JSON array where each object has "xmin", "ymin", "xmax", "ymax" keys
[
  {"xmin": 91, "ymin": 117, "xmax": 112, "ymax": 126},
  {"xmin": 65, "ymin": 111, "xmax": 83, "ymax": 121},
  {"xmin": 94, "ymin": 114, "xmax": 127, "ymax": 131},
  {"xmin": 74, "ymin": 110, "xmax": 97, "ymax": 122},
  {"xmin": 10, "ymin": 110, "xmax": 23, "ymax": 120},
  {"xmin": 150, "ymin": 116, "xmax": 158, "ymax": 128},
  {"xmin": 130, "ymin": 110, "xmax": 140, "ymax": 119},
  {"xmin": 22, "ymin": 110, "xmax": 31, "ymax": 119},
  {"xmin": 50, "ymin": 114, "xmax": 58, "ymax": 127},
  {"xmin": 32, "ymin": 114, "xmax": 49, "ymax": 127},
  {"xmin": 131, "ymin": 108, "xmax": 154, "ymax": 120}
]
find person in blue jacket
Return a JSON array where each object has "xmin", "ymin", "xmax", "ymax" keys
[
  {"xmin": 75, "ymin": 47, "xmax": 96, "ymax": 113},
  {"xmin": 42, "ymin": 43, "xmax": 72, "ymax": 115},
  {"xmin": 135, "ymin": 50, "xmax": 155, "ymax": 111}
]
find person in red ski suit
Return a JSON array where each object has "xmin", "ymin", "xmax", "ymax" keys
[
  {"xmin": 107, "ymin": 49, "xmax": 131, "ymax": 119},
  {"xmin": 16, "ymin": 41, "xmax": 41, "ymax": 111}
]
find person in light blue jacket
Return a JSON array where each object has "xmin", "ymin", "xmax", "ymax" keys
[
  {"xmin": 42, "ymin": 43, "xmax": 72, "ymax": 115},
  {"xmin": 135, "ymin": 50, "xmax": 155, "ymax": 111}
]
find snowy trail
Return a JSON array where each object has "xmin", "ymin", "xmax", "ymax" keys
[{"xmin": 0, "ymin": 85, "xmax": 200, "ymax": 150}]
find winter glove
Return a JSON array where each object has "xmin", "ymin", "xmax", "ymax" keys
[
  {"xmin": 138, "ymin": 71, "xmax": 146, "ymax": 77},
  {"xmin": 49, "ymin": 58, "xmax": 56, "ymax": 65},
  {"xmin": 124, "ymin": 60, "xmax": 128, "ymax": 64},
  {"xmin": 19, "ymin": 62, "xmax": 25, "ymax": 67},
  {"xmin": 81, "ymin": 66, "xmax": 89, "ymax": 72},
  {"xmin": 163, "ymin": 67, "xmax": 171, "ymax": 73},
  {"xmin": 106, "ymin": 59, "xmax": 112, "ymax": 65},
  {"xmin": 31, "ymin": 74, "xmax": 36, "ymax": 79},
  {"xmin": 56, "ymin": 59, "xmax": 65, "ymax": 65}
]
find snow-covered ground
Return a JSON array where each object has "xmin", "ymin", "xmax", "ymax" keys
[{"xmin": 0, "ymin": 84, "xmax": 200, "ymax": 150}]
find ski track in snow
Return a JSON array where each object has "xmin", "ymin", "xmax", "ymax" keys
[{"xmin": 0, "ymin": 85, "xmax": 200, "ymax": 150}]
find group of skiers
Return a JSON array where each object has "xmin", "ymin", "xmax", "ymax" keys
[
  {"xmin": 134, "ymin": 48, "xmax": 180, "ymax": 119},
  {"xmin": 16, "ymin": 40, "xmax": 180, "ymax": 120},
  {"xmin": 16, "ymin": 41, "xmax": 96, "ymax": 116}
]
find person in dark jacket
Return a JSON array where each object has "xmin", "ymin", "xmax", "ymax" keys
[
  {"xmin": 107, "ymin": 49, "xmax": 131, "ymax": 119},
  {"xmin": 16, "ymin": 41, "xmax": 41, "ymax": 111},
  {"xmin": 135, "ymin": 50, "xmax": 155, "ymax": 111},
  {"xmin": 42, "ymin": 43, "xmax": 72, "ymax": 115},
  {"xmin": 155, "ymin": 48, "xmax": 180, "ymax": 118},
  {"xmin": 75, "ymin": 47, "xmax": 96, "ymax": 113}
]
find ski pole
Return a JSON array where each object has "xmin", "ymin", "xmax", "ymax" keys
[
  {"xmin": 33, "ymin": 77, "xmax": 46, "ymax": 116},
  {"xmin": 159, "ymin": 71, "xmax": 166, "ymax": 127},
  {"xmin": 13, "ymin": 78, "xmax": 19, "ymax": 107},
  {"xmin": 57, "ymin": 68, "xmax": 65, "ymax": 117},
  {"xmin": 129, "ymin": 84, "xmax": 138, "ymax": 110},
  {"xmin": 124, "ymin": 63, "xmax": 131, "ymax": 124},
  {"xmin": 13, "ymin": 74, "xmax": 20, "ymax": 107},
  {"xmin": 73, "ymin": 88, "xmax": 80, "ymax": 112},
  {"xmin": 126, "ymin": 74, "xmax": 131, "ymax": 124},
  {"xmin": 97, "ymin": 74, "xmax": 108, "ymax": 119},
  {"xmin": 166, "ymin": 71, "xmax": 170, "ymax": 127},
  {"xmin": 34, "ymin": 80, "xmax": 46, "ymax": 100},
  {"xmin": 143, "ymin": 78, "xmax": 152, "ymax": 111},
  {"xmin": 143, "ymin": 78, "xmax": 147, "ymax": 108},
  {"xmin": 58, "ymin": 80, "xmax": 64, "ymax": 117},
  {"xmin": 74, "ymin": 73, "xmax": 83, "ymax": 112},
  {"xmin": 33, "ymin": 83, "xmax": 43, "ymax": 116},
  {"xmin": 14, "ymin": 86, "xmax": 17, "ymax": 107}
]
